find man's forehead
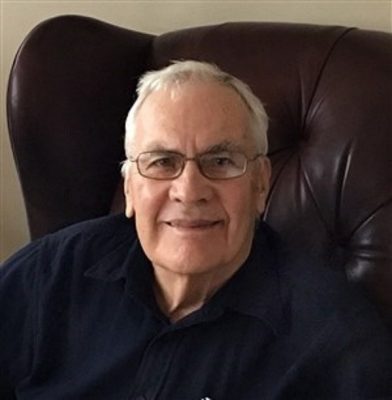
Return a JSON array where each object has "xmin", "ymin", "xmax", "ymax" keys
[
  {"xmin": 140, "ymin": 79, "xmax": 248, "ymax": 111},
  {"xmin": 132, "ymin": 80, "xmax": 254, "ymax": 152}
]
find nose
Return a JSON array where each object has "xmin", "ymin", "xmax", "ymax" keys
[{"xmin": 168, "ymin": 159, "xmax": 214, "ymax": 204}]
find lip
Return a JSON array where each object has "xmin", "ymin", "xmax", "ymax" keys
[{"xmin": 164, "ymin": 219, "xmax": 223, "ymax": 229}]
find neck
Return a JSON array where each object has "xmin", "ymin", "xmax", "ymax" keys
[{"xmin": 153, "ymin": 266, "xmax": 237, "ymax": 323}]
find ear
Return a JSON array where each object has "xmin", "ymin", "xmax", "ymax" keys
[
  {"xmin": 123, "ymin": 174, "xmax": 134, "ymax": 219},
  {"xmin": 255, "ymin": 157, "xmax": 271, "ymax": 215}
]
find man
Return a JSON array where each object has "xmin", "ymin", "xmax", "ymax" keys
[{"xmin": 1, "ymin": 61, "xmax": 391, "ymax": 399}]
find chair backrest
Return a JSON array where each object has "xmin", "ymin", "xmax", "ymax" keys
[{"xmin": 7, "ymin": 15, "xmax": 392, "ymax": 324}]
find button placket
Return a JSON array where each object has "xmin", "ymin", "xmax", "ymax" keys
[{"xmin": 128, "ymin": 330, "xmax": 182, "ymax": 400}]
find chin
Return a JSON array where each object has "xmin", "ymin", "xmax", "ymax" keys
[{"xmin": 157, "ymin": 247, "xmax": 225, "ymax": 276}]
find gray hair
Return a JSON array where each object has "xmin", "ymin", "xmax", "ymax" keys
[{"xmin": 121, "ymin": 60, "xmax": 268, "ymax": 176}]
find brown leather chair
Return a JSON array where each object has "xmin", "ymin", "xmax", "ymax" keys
[{"xmin": 7, "ymin": 15, "xmax": 392, "ymax": 325}]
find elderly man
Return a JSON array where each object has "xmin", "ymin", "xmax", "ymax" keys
[{"xmin": 1, "ymin": 61, "xmax": 391, "ymax": 399}]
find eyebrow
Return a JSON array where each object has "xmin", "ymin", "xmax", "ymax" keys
[
  {"xmin": 141, "ymin": 142, "xmax": 177, "ymax": 153},
  {"xmin": 141, "ymin": 140, "xmax": 245, "ymax": 154},
  {"xmin": 203, "ymin": 140, "xmax": 245, "ymax": 153}
]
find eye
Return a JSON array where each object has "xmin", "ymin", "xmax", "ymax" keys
[
  {"xmin": 145, "ymin": 153, "xmax": 179, "ymax": 170},
  {"xmin": 199, "ymin": 151, "xmax": 246, "ymax": 179},
  {"xmin": 212, "ymin": 156, "xmax": 235, "ymax": 166},
  {"xmin": 203, "ymin": 152, "xmax": 237, "ymax": 168}
]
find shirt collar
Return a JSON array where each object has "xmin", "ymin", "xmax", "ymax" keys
[
  {"xmin": 84, "ymin": 219, "xmax": 159, "ymax": 312},
  {"xmin": 84, "ymin": 217, "xmax": 139, "ymax": 282},
  {"xmin": 204, "ymin": 223, "xmax": 290, "ymax": 335}
]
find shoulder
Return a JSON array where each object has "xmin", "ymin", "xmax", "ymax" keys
[
  {"xmin": 48, "ymin": 212, "xmax": 135, "ymax": 243},
  {"xmin": 255, "ymin": 222, "xmax": 391, "ymax": 343},
  {"xmin": 262, "ymin": 230, "xmax": 392, "ymax": 396},
  {"xmin": 1, "ymin": 213, "xmax": 136, "ymax": 279}
]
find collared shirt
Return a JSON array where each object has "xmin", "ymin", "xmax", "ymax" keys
[{"xmin": 1, "ymin": 214, "xmax": 391, "ymax": 399}]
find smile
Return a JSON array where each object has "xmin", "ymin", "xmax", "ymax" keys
[{"xmin": 165, "ymin": 220, "xmax": 223, "ymax": 229}]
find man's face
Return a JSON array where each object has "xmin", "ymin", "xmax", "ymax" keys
[{"xmin": 124, "ymin": 81, "xmax": 270, "ymax": 277}]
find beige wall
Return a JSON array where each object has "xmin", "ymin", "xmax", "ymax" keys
[{"xmin": 1, "ymin": 0, "xmax": 391, "ymax": 262}]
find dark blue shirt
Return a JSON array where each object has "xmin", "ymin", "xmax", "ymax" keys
[{"xmin": 1, "ymin": 214, "xmax": 391, "ymax": 399}]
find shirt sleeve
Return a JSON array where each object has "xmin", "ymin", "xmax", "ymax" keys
[{"xmin": 0, "ymin": 239, "xmax": 46, "ymax": 398}]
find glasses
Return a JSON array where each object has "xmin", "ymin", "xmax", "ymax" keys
[{"xmin": 129, "ymin": 150, "xmax": 263, "ymax": 180}]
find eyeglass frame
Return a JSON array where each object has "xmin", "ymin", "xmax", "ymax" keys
[{"xmin": 127, "ymin": 150, "xmax": 264, "ymax": 181}]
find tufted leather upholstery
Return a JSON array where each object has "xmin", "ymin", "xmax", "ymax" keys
[{"xmin": 7, "ymin": 16, "xmax": 392, "ymax": 324}]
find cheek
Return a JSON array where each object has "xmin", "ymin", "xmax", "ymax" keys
[
  {"xmin": 130, "ymin": 180, "xmax": 169, "ymax": 225},
  {"xmin": 132, "ymin": 185, "xmax": 167, "ymax": 260},
  {"xmin": 224, "ymin": 184, "xmax": 259, "ymax": 239},
  {"xmin": 132, "ymin": 177, "xmax": 161, "ymax": 205}
]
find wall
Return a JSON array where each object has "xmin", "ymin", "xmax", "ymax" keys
[{"xmin": 1, "ymin": 0, "xmax": 391, "ymax": 262}]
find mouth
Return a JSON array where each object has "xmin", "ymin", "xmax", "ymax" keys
[{"xmin": 165, "ymin": 219, "xmax": 223, "ymax": 230}]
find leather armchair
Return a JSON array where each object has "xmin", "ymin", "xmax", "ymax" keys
[{"xmin": 7, "ymin": 16, "xmax": 392, "ymax": 325}]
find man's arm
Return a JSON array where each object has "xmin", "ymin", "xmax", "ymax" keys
[{"xmin": 0, "ymin": 240, "xmax": 44, "ymax": 398}]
